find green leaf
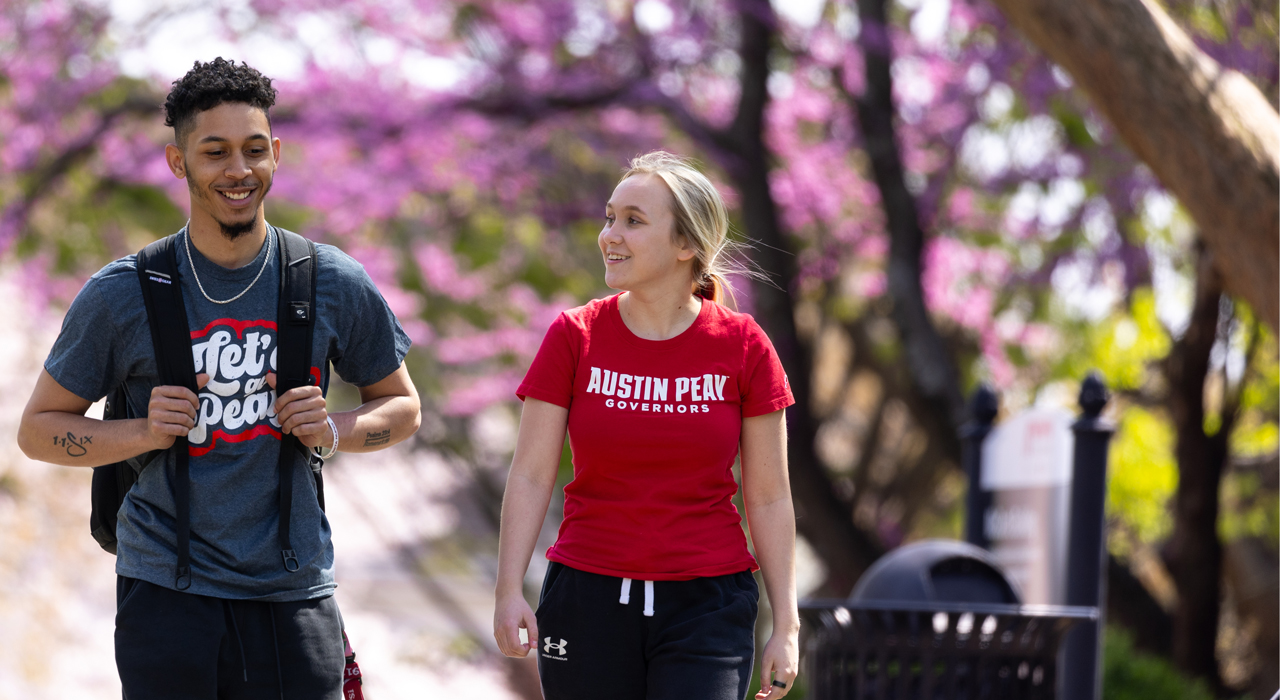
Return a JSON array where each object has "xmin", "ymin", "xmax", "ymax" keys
[
  {"xmin": 1103, "ymin": 627, "xmax": 1216, "ymax": 700},
  {"xmin": 1108, "ymin": 407, "xmax": 1178, "ymax": 546}
]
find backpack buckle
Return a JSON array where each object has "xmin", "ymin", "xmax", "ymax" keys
[
  {"xmin": 282, "ymin": 549, "xmax": 300, "ymax": 572},
  {"xmin": 175, "ymin": 566, "xmax": 192, "ymax": 590}
]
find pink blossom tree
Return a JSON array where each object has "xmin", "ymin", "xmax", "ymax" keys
[{"xmin": 2, "ymin": 0, "xmax": 1276, "ymax": 693}]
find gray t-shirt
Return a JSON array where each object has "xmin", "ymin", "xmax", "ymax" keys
[{"xmin": 45, "ymin": 226, "xmax": 411, "ymax": 601}]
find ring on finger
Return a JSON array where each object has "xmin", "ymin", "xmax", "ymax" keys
[{"xmin": 772, "ymin": 680, "xmax": 787, "ymax": 689}]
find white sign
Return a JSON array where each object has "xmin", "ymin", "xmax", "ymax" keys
[
  {"xmin": 980, "ymin": 407, "xmax": 1075, "ymax": 605},
  {"xmin": 981, "ymin": 408, "xmax": 1075, "ymax": 490}
]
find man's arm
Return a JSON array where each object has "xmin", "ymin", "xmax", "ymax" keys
[
  {"xmin": 18, "ymin": 370, "xmax": 206, "ymax": 467},
  {"xmin": 340, "ymin": 362, "xmax": 421, "ymax": 452},
  {"xmin": 271, "ymin": 362, "xmax": 420, "ymax": 453}
]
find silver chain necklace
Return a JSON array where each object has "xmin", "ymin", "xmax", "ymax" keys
[{"xmin": 182, "ymin": 224, "xmax": 273, "ymax": 305}]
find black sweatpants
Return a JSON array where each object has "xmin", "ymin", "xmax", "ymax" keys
[
  {"xmin": 535, "ymin": 562, "xmax": 759, "ymax": 700},
  {"xmin": 115, "ymin": 576, "xmax": 345, "ymax": 700}
]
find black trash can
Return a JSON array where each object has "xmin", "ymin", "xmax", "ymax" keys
[{"xmin": 799, "ymin": 540, "xmax": 1096, "ymax": 700}]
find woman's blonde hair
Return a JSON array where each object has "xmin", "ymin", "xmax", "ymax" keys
[{"xmin": 620, "ymin": 151, "xmax": 735, "ymax": 304}]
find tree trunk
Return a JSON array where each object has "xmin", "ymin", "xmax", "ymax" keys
[
  {"xmin": 988, "ymin": 0, "xmax": 1280, "ymax": 330},
  {"xmin": 1106, "ymin": 553, "xmax": 1174, "ymax": 657},
  {"xmin": 1163, "ymin": 247, "xmax": 1230, "ymax": 689},
  {"xmin": 1224, "ymin": 535, "xmax": 1280, "ymax": 699},
  {"xmin": 717, "ymin": 0, "xmax": 883, "ymax": 594},
  {"xmin": 851, "ymin": 0, "xmax": 966, "ymax": 463}
]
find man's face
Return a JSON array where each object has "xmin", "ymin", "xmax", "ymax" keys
[{"xmin": 170, "ymin": 102, "xmax": 279, "ymax": 241}]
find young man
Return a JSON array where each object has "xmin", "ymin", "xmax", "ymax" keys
[{"xmin": 17, "ymin": 58, "xmax": 420, "ymax": 698}]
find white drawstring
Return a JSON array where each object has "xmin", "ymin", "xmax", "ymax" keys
[{"xmin": 619, "ymin": 578, "xmax": 655, "ymax": 616}]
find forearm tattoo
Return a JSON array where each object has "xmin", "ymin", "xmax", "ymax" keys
[
  {"xmin": 362, "ymin": 429, "xmax": 391, "ymax": 447},
  {"xmin": 53, "ymin": 432, "xmax": 92, "ymax": 457}
]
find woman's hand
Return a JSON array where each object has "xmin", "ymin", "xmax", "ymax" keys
[
  {"xmin": 493, "ymin": 591, "xmax": 539, "ymax": 658},
  {"xmin": 493, "ymin": 398, "xmax": 567, "ymax": 659},
  {"xmin": 755, "ymin": 626, "xmax": 800, "ymax": 699}
]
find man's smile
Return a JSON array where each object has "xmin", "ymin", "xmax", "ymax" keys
[{"xmin": 216, "ymin": 187, "xmax": 257, "ymax": 206}]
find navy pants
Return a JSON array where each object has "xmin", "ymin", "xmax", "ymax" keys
[
  {"xmin": 535, "ymin": 562, "xmax": 759, "ymax": 700},
  {"xmin": 114, "ymin": 576, "xmax": 345, "ymax": 700}
]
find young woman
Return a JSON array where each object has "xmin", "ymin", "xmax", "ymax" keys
[{"xmin": 493, "ymin": 152, "xmax": 799, "ymax": 700}]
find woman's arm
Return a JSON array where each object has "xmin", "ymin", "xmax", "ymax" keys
[
  {"xmin": 741, "ymin": 408, "xmax": 799, "ymax": 699},
  {"xmin": 493, "ymin": 397, "xmax": 569, "ymax": 658}
]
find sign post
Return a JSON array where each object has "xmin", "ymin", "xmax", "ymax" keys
[
  {"xmin": 962, "ymin": 385, "xmax": 998, "ymax": 549},
  {"xmin": 963, "ymin": 374, "xmax": 1114, "ymax": 700},
  {"xmin": 1061, "ymin": 373, "xmax": 1114, "ymax": 700}
]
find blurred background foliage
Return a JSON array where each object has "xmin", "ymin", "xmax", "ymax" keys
[{"xmin": 0, "ymin": 0, "xmax": 1276, "ymax": 697}]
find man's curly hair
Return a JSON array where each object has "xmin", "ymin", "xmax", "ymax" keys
[{"xmin": 163, "ymin": 58, "xmax": 277, "ymax": 147}]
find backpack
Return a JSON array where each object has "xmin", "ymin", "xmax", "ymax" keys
[
  {"xmin": 86, "ymin": 228, "xmax": 365, "ymax": 697},
  {"xmin": 88, "ymin": 227, "xmax": 322, "ymax": 590}
]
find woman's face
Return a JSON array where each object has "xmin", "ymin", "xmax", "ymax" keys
[{"xmin": 598, "ymin": 174, "xmax": 696, "ymax": 293}]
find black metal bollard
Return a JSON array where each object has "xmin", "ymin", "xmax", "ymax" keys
[
  {"xmin": 1060, "ymin": 373, "xmax": 1115, "ymax": 700},
  {"xmin": 961, "ymin": 385, "xmax": 999, "ymax": 549}
]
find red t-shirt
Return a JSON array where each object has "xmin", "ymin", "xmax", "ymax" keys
[{"xmin": 517, "ymin": 294, "xmax": 794, "ymax": 580}]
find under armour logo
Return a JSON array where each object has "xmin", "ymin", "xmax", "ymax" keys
[{"xmin": 543, "ymin": 637, "xmax": 568, "ymax": 656}]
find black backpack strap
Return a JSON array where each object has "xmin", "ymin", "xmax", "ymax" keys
[
  {"xmin": 89, "ymin": 385, "xmax": 138, "ymax": 554},
  {"xmin": 136, "ymin": 235, "xmax": 199, "ymax": 591},
  {"xmin": 274, "ymin": 228, "xmax": 318, "ymax": 573}
]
